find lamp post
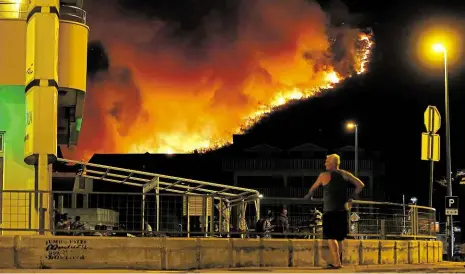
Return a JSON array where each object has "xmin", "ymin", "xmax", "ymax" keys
[
  {"xmin": 432, "ymin": 43, "xmax": 454, "ymax": 260},
  {"xmin": 346, "ymin": 122, "xmax": 359, "ymax": 177}
]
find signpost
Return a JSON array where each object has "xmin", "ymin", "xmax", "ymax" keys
[
  {"xmin": 445, "ymin": 196, "xmax": 458, "ymax": 216},
  {"xmin": 422, "ymin": 106, "xmax": 455, "ymax": 260},
  {"xmin": 421, "ymin": 105, "xmax": 441, "ymax": 208}
]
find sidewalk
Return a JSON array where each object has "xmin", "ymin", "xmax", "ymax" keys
[
  {"xmin": 0, "ymin": 263, "xmax": 463, "ymax": 273},
  {"xmin": 196, "ymin": 262, "xmax": 465, "ymax": 273}
]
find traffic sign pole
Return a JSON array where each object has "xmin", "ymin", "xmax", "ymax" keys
[
  {"xmin": 429, "ymin": 155, "xmax": 434, "ymax": 207},
  {"xmin": 423, "ymin": 106, "xmax": 441, "ymax": 208},
  {"xmin": 428, "ymin": 111, "xmax": 434, "ymax": 208}
]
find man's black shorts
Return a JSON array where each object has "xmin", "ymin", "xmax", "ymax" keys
[{"xmin": 322, "ymin": 210, "xmax": 349, "ymax": 241}]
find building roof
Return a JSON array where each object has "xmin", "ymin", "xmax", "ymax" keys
[
  {"xmin": 57, "ymin": 158, "xmax": 259, "ymax": 206},
  {"xmin": 244, "ymin": 144, "xmax": 282, "ymax": 152},
  {"xmin": 288, "ymin": 143, "xmax": 327, "ymax": 152}
]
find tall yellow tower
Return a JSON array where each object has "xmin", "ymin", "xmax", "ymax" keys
[{"xmin": 0, "ymin": 0, "xmax": 88, "ymax": 235}]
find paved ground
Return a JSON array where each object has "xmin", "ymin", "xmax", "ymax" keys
[{"xmin": 0, "ymin": 263, "xmax": 464, "ymax": 273}]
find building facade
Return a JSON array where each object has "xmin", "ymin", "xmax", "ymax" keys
[{"xmin": 221, "ymin": 142, "xmax": 384, "ymax": 201}]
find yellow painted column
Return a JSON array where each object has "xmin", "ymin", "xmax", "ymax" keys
[
  {"xmin": 0, "ymin": 1, "xmax": 88, "ymax": 235},
  {"xmin": 0, "ymin": 1, "xmax": 36, "ymax": 236},
  {"xmin": 24, "ymin": 0, "xmax": 60, "ymax": 235}
]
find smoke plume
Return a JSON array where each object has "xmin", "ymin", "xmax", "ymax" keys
[{"xmin": 62, "ymin": 0, "xmax": 373, "ymax": 160}]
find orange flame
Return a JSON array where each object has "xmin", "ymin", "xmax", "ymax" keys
[{"xmin": 62, "ymin": 0, "xmax": 374, "ymax": 161}]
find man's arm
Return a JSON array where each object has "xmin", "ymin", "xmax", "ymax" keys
[
  {"xmin": 304, "ymin": 173, "xmax": 325, "ymax": 199},
  {"xmin": 342, "ymin": 170, "xmax": 365, "ymax": 199}
]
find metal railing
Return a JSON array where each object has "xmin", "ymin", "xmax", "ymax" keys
[
  {"xmin": 222, "ymin": 158, "xmax": 373, "ymax": 171},
  {"xmin": 348, "ymin": 200, "xmax": 436, "ymax": 239},
  {"xmin": 0, "ymin": 2, "xmax": 86, "ymax": 24},
  {"xmin": 59, "ymin": 4, "xmax": 86, "ymax": 24},
  {"xmin": 255, "ymin": 187, "xmax": 372, "ymax": 199},
  {"xmin": 0, "ymin": 190, "xmax": 436, "ymax": 240},
  {"xmin": 0, "ymin": 1, "xmax": 28, "ymax": 19}
]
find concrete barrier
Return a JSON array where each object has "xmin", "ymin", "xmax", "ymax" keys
[
  {"xmin": 408, "ymin": 240, "xmax": 419, "ymax": 264},
  {"xmin": 396, "ymin": 240, "xmax": 409, "ymax": 264},
  {"xmin": 379, "ymin": 240, "xmax": 395, "ymax": 264},
  {"xmin": 199, "ymin": 238, "xmax": 231, "ymax": 269},
  {"xmin": 261, "ymin": 239, "xmax": 290, "ymax": 267},
  {"xmin": 360, "ymin": 240, "xmax": 380, "ymax": 265},
  {"xmin": 427, "ymin": 240, "xmax": 435, "ymax": 263},
  {"xmin": 342, "ymin": 239, "xmax": 360, "ymax": 265},
  {"xmin": 232, "ymin": 238, "xmax": 260, "ymax": 268},
  {"xmin": 0, "ymin": 236, "xmax": 443, "ymax": 270},
  {"xmin": 290, "ymin": 239, "xmax": 316, "ymax": 267},
  {"xmin": 419, "ymin": 241, "xmax": 428, "ymax": 264},
  {"xmin": 437, "ymin": 240, "xmax": 443, "ymax": 262},
  {"xmin": 165, "ymin": 238, "xmax": 197, "ymax": 270},
  {"xmin": 0, "ymin": 236, "xmax": 15, "ymax": 268}
]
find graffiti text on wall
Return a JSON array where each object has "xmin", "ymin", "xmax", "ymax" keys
[{"xmin": 45, "ymin": 239, "xmax": 87, "ymax": 260}]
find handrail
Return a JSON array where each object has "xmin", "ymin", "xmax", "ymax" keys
[
  {"xmin": 354, "ymin": 199, "xmax": 436, "ymax": 211},
  {"xmin": 0, "ymin": 3, "xmax": 86, "ymax": 24},
  {"xmin": 0, "ymin": 1, "xmax": 28, "ymax": 20},
  {"xmin": 58, "ymin": 158, "xmax": 260, "ymax": 196},
  {"xmin": 60, "ymin": 4, "xmax": 86, "ymax": 24}
]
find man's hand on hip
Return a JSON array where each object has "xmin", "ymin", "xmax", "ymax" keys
[{"xmin": 304, "ymin": 193, "xmax": 312, "ymax": 200}]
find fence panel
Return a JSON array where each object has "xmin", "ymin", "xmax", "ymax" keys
[{"xmin": 0, "ymin": 190, "xmax": 437, "ymax": 240}]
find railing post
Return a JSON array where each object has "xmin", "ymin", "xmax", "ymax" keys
[
  {"xmin": 210, "ymin": 196, "xmax": 215, "ymax": 237},
  {"xmin": 48, "ymin": 191, "xmax": 54, "ymax": 236},
  {"xmin": 38, "ymin": 192, "xmax": 45, "ymax": 235},
  {"xmin": 218, "ymin": 198, "xmax": 223, "ymax": 236},
  {"xmin": 141, "ymin": 191, "xmax": 145, "ymax": 234},
  {"xmin": 202, "ymin": 196, "xmax": 207, "ymax": 237},
  {"xmin": 186, "ymin": 195, "xmax": 190, "ymax": 238},
  {"xmin": 380, "ymin": 219, "xmax": 386, "ymax": 240},
  {"xmin": 28, "ymin": 192, "xmax": 32, "ymax": 230},
  {"xmin": 410, "ymin": 206, "xmax": 417, "ymax": 239}
]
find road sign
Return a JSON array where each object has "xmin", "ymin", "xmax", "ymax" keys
[
  {"xmin": 445, "ymin": 196, "xmax": 458, "ymax": 216},
  {"xmin": 424, "ymin": 105, "xmax": 441, "ymax": 133},
  {"xmin": 421, "ymin": 133, "xmax": 440, "ymax": 161}
]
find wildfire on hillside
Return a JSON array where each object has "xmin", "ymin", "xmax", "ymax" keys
[{"xmin": 62, "ymin": 0, "xmax": 374, "ymax": 161}]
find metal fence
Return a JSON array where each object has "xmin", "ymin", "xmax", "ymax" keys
[{"xmin": 0, "ymin": 190, "xmax": 436, "ymax": 240}]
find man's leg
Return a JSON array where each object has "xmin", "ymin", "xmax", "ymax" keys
[{"xmin": 327, "ymin": 239, "xmax": 342, "ymax": 267}]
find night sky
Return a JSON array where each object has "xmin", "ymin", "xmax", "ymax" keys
[{"xmin": 84, "ymin": 0, "xmax": 465, "ymax": 217}]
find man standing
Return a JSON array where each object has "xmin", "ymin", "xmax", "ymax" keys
[
  {"xmin": 304, "ymin": 154, "xmax": 365, "ymax": 269},
  {"xmin": 275, "ymin": 208, "xmax": 289, "ymax": 238}
]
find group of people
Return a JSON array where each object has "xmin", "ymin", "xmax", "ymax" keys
[
  {"xmin": 255, "ymin": 208, "xmax": 289, "ymax": 238},
  {"xmin": 54, "ymin": 212, "xmax": 85, "ymax": 236},
  {"xmin": 255, "ymin": 207, "xmax": 323, "ymax": 238}
]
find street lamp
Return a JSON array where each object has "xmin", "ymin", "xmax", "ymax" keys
[
  {"xmin": 432, "ymin": 42, "xmax": 454, "ymax": 260},
  {"xmin": 346, "ymin": 122, "xmax": 359, "ymax": 177}
]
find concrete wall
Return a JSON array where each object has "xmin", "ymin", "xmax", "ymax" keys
[{"xmin": 0, "ymin": 236, "xmax": 442, "ymax": 270}]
